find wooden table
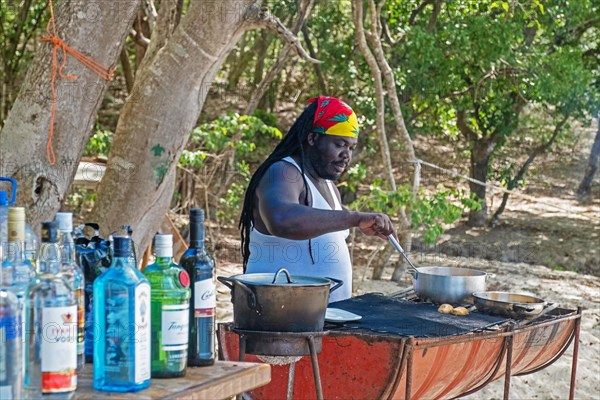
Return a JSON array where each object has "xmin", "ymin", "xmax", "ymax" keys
[{"xmin": 74, "ymin": 361, "xmax": 271, "ymax": 399}]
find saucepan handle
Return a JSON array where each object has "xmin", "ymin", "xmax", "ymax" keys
[
  {"xmin": 217, "ymin": 276, "xmax": 235, "ymax": 291},
  {"xmin": 326, "ymin": 277, "xmax": 344, "ymax": 293},
  {"xmin": 217, "ymin": 277, "xmax": 259, "ymax": 311}
]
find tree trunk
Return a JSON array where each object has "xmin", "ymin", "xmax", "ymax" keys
[
  {"xmin": 468, "ymin": 140, "xmax": 492, "ymax": 226},
  {"xmin": 577, "ymin": 116, "xmax": 600, "ymax": 202},
  {"xmin": 365, "ymin": 0, "xmax": 417, "ymax": 282},
  {"xmin": 352, "ymin": 0, "xmax": 396, "ymax": 193},
  {"xmin": 0, "ymin": 0, "xmax": 141, "ymax": 228},
  {"xmin": 89, "ymin": 0, "xmax": 260, "ymax": 255},
  {"xmin": 491, "ymin": 115, "xmax": 568, "ymax": 223}
]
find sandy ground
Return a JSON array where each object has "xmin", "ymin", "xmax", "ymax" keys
[{"xmin": 215, "ymin": 254, "xmax": 599, "ymax": 400}]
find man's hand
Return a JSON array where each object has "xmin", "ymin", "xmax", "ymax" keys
[{"xmin": 357, "ymin": 212, "xmax": 397, "ymax": 240}]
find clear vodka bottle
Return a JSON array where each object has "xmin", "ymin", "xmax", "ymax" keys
[
  {"xmin": 55, "ymin": 212, "xmax": 85, "ymax": 370},
  {"xmin": 25, "ymin": 221, "xmax": 77, "ymax": 396}
]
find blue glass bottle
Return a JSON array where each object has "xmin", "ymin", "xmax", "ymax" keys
[
  {"xmin": 143, "ymin": 234, "xmax": 190, "ymax": 377},
  {"xmin": 179, "ymin": 209, "xmax": 216, "ymax": 366},
  {"xmin": 93, "ymin": 236, "xmax": 151, "ymax": 392},
  {"xmin": 25, "ymin": 221, "xmax": 77, "ymax": 396},
  {"xmin": 55, "ymin": 212, "xmax": 85, "ymax": 370}
]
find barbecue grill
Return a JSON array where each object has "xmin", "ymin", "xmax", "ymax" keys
[{"xmin": 218, "ymin": 290, "xmax": 582, "ymax": 400}]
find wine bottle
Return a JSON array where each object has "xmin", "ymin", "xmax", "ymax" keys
[
  {"xmin": 180, "ymin": 209, "xmax": 216, "ymax": 366},
  {"xmin": 143, "ymin": 233, "xmax": 190, "ymax": 377},
  {"xmin": 93, "ymin": 236, "xmax": 151, "ymax": 392},
  {"xmin": 55, "ymin": 212, "xmax": 85, "ymax": 370},
  {"xmin": 25, "ymin": 221, "xmax": 77, "ymax": 395}
]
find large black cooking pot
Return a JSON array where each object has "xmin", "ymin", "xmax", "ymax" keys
[{"xmin": 217, "ymin": 268, "xmax": 343, "ymax": 332}]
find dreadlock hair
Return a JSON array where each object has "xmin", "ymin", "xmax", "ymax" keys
[{"xmin": 239, "ymin": 101, "xmax": 318, "ymax": 271}]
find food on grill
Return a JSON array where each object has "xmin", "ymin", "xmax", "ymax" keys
[
  {"xmin": 438, "ymin": 304, "xmax": 454, "ymax": 314},
  {"xmin": 452, "ymin": 307, "xmax": 469, "ymax": 316}
]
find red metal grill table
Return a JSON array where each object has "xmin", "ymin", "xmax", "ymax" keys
[{"xmin": 218, "ymin": 295, "xmax": 582, "ymax": 400}]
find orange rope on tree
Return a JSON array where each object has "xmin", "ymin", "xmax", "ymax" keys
[{"xmin": 41, "ymin": 0, "xmax": 116, "ymax": 165}]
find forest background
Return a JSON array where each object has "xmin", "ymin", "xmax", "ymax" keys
[{"xmin": 0, "ymin": 0, "xmax": 598, "ymax": 275}]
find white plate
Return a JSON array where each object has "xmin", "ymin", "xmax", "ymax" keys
[{"xmin": 325, "ymin": 308, "xmax": 362, "ymax": 323}]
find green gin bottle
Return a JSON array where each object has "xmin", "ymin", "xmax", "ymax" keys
[{"xmin": 144, "ymin": 234, "xmax": 191, "ymax": 378}]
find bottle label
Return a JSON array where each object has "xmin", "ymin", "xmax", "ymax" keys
[
  {"xmin": 134, "ymin": 284, "xmax": 151, "ymax": 384},
  {"xmin": 161, "ymin": 304, "xmax": 189, "ymax": 350},
  {"xmin": 41, "ymin": 305, "xmax": 77, "ymax": 393},
  {"xmin": 76, "ymin": 288, "xmax": 85, "ymax": 347},
  {"xmin": 194, "ymin": 279, "xmax": 216, "ymax": 310}
]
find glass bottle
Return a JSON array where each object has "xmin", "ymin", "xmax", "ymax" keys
[
  {"xmin": 179, "ymin": 208, "xmax": 216, "ymax": 366},
  {"xmin": 55, "ymin": 212, "xmax": 85, "ymax": 370},
  {"xmin": 24, "ymin": 221, "xmax": 77, "ymax": 396},
  {"xmin": 0, "ymin": 245, "xmax": 22, "ymax": 400},
  {"xmin": 93, "ymin": 236, "xmax": 151, "ymax": 392},
  {"xmin": 3, "ymin": 208, "xmax": 35, "ymax": 315},
  {"xmin": 143, "ymin": 233, "xmax": 190, "ymax": 378},
  {"xmin": 0, "ymin": 177, "xmax": 17, "ymax": 261}
]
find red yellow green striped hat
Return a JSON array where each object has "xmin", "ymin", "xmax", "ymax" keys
[{"xmin": 307, "ymin": 96, "xmax": 359, "ymax": 138}]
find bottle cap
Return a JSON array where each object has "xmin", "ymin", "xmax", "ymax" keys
[
  {"xmin": 113, "ymin": 236, "xmax": 132, "ymax": 258},
  {"xmin": 190, "ymin": 208, "xmax": 205, "ymax": 222},
  {"xmin": 8, "ymin": 207, "xmax": 26, "ymax": 242},
  {"xmin": 0, "ymin": 191, "xmax": 8, "ymax": 206},
  {"xmin": 41, "ymin": 221, "xmax": 60, "ymax": 244},
  {"xmin": 55, "ymin": 212, "xmax": 73, "ymax": 232},
  {"xmin": 154, "ymin": 233, "xmax": 173, "ymax": 258}
]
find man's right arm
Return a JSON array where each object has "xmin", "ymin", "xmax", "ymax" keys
[{"xmin": 256, "ymin": 162, "xmax": 396, "ymax": 240}]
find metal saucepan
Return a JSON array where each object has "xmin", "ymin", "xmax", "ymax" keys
[
  {"xmin": 217, "ymin": 268, "xmax": 343, "ymax": 332},
  {"xmin": 472, "ymin": 291, "xmax": 554, "ymax": 319},
  {"xmin": 388, "ymin": 235, "xmax": 491, "ymax": 305}
]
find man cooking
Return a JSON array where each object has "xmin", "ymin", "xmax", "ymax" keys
[{"xmin": 239, "ymin": 96, "xmax": 397, "ymax": 302}]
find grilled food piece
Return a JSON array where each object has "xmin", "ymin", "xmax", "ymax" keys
[
  {"xmin": 452, "ymin": 306, "xmax": 469, "ymax": 316},
  {"xmin": 438, "ymin": 304, "xmax": 454, "ymax": 314}
]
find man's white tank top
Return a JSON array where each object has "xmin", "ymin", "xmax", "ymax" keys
[{"xmin": 245, "ymin": 156, "xmax": 352, "ymax": 303}]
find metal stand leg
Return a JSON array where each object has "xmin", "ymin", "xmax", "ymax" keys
[
  {"xmin": 569, "ymin": 307, "xmax": 583, "ymax": 400},
  {"xmin": 236, "ymin": 335, "xmax": 247, "ymax": 400},
  {"xmin": 503, "ymin": 334, "xmax": 514, "ymax": 400},
  {"xmin": 287, "ymin": 361, "xmax": 296, "ymax": 400},
  {"xmin": 405, "ymin": 342, "xmax": 414, "ymax": 400},
  {"xmin": 307, "ymin": 336, "xmax": 323, "ymax": 400}
]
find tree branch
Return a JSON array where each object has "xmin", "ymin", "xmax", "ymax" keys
[
  {"xmin": 409, "ymin": 0, "xmax": 435, "ymax": 26},
  {"xmin": 245, "ymin": 6, "xmax": 321, "ymax": 64},
  {"xmin": 130, "ymin": 28, "xmax": 150, "ymax": 48}
]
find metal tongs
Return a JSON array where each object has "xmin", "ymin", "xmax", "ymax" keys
[{"xmin": 387, "ymin": 234, "xmax": 419, "ymax": 274}]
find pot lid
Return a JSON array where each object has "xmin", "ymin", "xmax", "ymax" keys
[{"xmin": 233, "ymin": 268, "xmax": 333, "ymax": 286}]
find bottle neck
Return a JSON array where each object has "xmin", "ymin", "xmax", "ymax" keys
[
  {"xmin": 190, "ymin": 219, "xmax": 205, "ymax": 249},
  {"xmin": 38, "ymin": 243, "xmax": 61, "ymax": 274},
  {"xmin": 59, "ymin": 231, "xmax": 76, "ymax": 263},
  {"xmin": 112, "ymin": 254, "xmax": 137, "ymax": 270},
  {"xmin": 3, "ymin": 241, "xmax": 25, "ymax": 263}
]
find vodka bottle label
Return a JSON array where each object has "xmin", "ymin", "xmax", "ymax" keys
[
  {"xmin": 134, "ymin": 284, "xmax": 151, "ymax": 384},
  {"xmin": 161, "ymin": 304, "xmax": 189, "ymax": 350},
  {"xmin": 41, "ymin": 305, "xmax": 77, "ymax": 393},
  {"xmin": 194, "ymin": 279, "xmax": 216, "ymax": 310}
]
